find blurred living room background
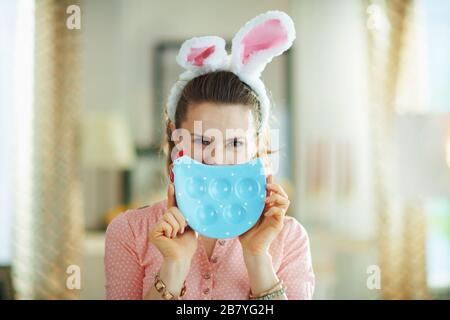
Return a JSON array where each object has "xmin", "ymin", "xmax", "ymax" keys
[{"xmin": 0, "ymin": 0, "xmax": 449, "ymax": 299}]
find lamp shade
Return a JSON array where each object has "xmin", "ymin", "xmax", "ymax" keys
[
  {"xmin": 82, "ymin": 111, "xmax": 136, "ymax": 170},
  {"xmin": 394, "ymin": 114, "xmax": 450, "ymax": 197}
]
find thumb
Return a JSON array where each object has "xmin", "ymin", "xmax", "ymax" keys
[
  {"xmin": 185, "ymin": 225, "xmax": 198, "ymax": 236},
  {"xmin": 167, "ymin": 183, "xmax": 177, "ymax": 208},
  {"xmin": 266, "ymin": 174, "xmax": 273, "ymax": 197}
]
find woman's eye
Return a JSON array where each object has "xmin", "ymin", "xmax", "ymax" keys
[
  {"xmin": 194, "ymin": 138, "xmax": 210, "ymax": 146},
  {"xmin": 229, "ymin": 138, "xmax": 244, "ymax": 148}
]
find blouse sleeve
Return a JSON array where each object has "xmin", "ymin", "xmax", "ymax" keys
[
  {"xmin": 104, "ymin": 211, "xmax": 144, "ymax": 299},
  {"xmin": 276, "ymin": 217, "xmax": 315, "ymax": 300}
]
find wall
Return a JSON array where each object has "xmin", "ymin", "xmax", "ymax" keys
[{"xmin": 291, "ymin": 0, "xmax": 377, "ymax": 299}]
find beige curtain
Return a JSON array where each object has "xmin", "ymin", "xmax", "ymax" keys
[
  {"xmin": 366, "ymin": 0, "xmax": 430, "ymax": 299},
  {"xmin": 13, "ymin": 0, "xmax": 84, "ymax": 299}
]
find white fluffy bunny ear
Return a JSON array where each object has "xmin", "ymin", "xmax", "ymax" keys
[
  {"xmin": 231, "ymin": 11, "xmax": 296, "ymax": 77},
  {"xmin": 176, "ymin": 36, "xmax": 228, "ymax": 72}
]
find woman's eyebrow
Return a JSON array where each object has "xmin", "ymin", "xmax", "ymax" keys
[
  {"xmin": 225, "ymin": 136, "xmax": 245, "ymax": 142},
  {"xmin": 190, "ymin": 133, "xmax": 211, "ymax": 140},
  {"xmin": 190, "ymin": 133, "xmax": 245, "ymax": 141}
]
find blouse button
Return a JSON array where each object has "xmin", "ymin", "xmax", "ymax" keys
[
  {"xmin": 211, "ymin": 256, "xmax": 218, "ymax": 263},
  {"xmin": 204, "ymin": 273, "xmax": 211, "ymax": 280},
  {"xmin": 218, "ymin": 240, "xmax": 226, "ymax": 246},
  {"xmin": 203, "ymin": 288, "xmax": 210, "ymax": 295}
]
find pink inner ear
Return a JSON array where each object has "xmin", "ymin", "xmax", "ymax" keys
[
  {"xmin": 241, "ymin": 19, "xmax": 288, "ymax": 64},
  {"xmin": 187, "ymin": 45, "xmax": 216, "ymax": 67}
]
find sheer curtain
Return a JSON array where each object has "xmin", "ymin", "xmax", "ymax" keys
[
  {"xmin": 367, "ymin": 0, "xmax": 432, "ymax": 299},
  {"xmin": 9, "ymin": 0, "xmax": 84, "ymax": 299}
]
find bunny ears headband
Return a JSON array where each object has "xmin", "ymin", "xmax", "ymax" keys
[{"xmin": 166, "ymin": 11, "xmax": 296, "ymax": 130}]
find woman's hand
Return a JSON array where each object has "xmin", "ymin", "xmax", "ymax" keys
[
  {"xmin": 146, "ymin": 183, "xmax": 198, "ymax": 299},
  {"xmin": 149, "ymin": 183, "xmax": 198, "ymax": 263},
  {"xmin": 239, "ymin": 176, "xmax": 290, "ymax": 256},
  {"xmin": 238, "ymin": 176, "xmax": 290, "ymax": 299}
]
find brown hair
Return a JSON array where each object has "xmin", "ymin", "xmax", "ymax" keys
[{"xmin": 162, "ymin": 71, "xmax": 272, "ymax": 175}]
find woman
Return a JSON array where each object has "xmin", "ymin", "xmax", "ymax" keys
[{"xmin": 104, "ymin": 11, "xmax": 314, "ymax": 300}]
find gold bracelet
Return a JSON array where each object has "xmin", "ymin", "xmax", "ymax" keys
[
  {"xmin": 249, "ymin": 280, "xmax": 284, "ymax": 299},
  {"xmin": 252, "ymin": 287, "xmax": 286, "ymax": 300},
  {"xmin": 154, "ymin": 271, "xmax": 186, "ymax": 300}
]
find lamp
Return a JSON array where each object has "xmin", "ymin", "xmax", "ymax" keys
[
  {"xmin": 393, "ymin": 113, "xmax": 450, "ymax": 292},
  {"xmin": 82, "ymin": 111, "xmax": 137, "ymax": 219}
]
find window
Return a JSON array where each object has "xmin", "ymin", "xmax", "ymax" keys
[{"xmin": 0, "ymin": 0, "xmax": 35, "ymax": 265}]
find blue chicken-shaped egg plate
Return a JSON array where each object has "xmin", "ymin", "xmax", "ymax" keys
[{"xmin": 173, "ymin": 156, "xmax": 267, "ymax": 239}]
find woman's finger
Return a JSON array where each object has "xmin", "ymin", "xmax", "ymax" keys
[
  {"xmin": 168, "ymin": 207, "xmax": 187, "ymax": 233},
  {"xmin": 163, "ymin": 211, "xmax": 180, "ymax": 238},
  {"xmin": 266, "ymin": 183, "xmax": 288, "ymax": 198},
  {"xmin": 160, "ymin": 220, "xmax": 173, "ymax": 238},
  {"xmin": 264, "ymin": 206, "xmax": 286, "ymax": 219},
  {"xmin": 265, "ymin": 193, "xmax": 290, "ymax": 209}
]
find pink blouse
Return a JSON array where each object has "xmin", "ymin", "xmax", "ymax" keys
[{"xmin": 104, "ymin": 200, "xmax": 315, "ymax": 300}]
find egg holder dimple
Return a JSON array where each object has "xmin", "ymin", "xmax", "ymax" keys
[{"xmin": 173, "ymin": 156, "xmax": 267, "ymax": 239}]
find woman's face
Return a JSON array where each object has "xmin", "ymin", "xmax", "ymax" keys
[{"xmin": 172, "ymin": 102, "xmax": 258, "ymax": 165}]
